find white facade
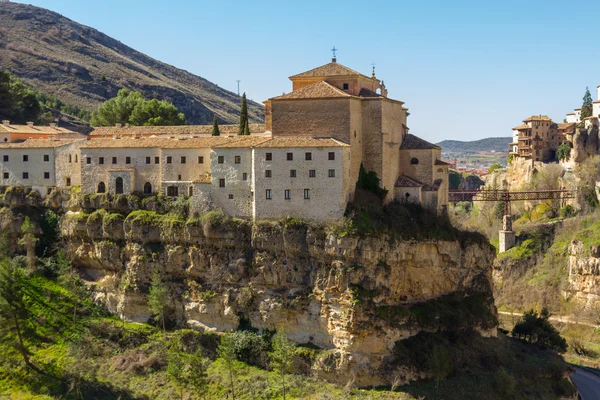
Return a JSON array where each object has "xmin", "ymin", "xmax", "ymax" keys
[{"xmin": 566, "ymin": 113, "xmax": 578, "ymax": 123}]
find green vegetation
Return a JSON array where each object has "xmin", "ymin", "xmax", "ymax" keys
[
  {"xmin": 488, "ymin": 163, "xmax": 502, "ymax": 174},
  {"xmin": 356, "ymin": 163, "xmax": 388, "ymax": 200},
  {"xmin": 36, "ymin": 92, "xmax": 91, "ymax": 121},
  {"xmin": 581, "ymin": 87, "xmax": 594, "ymax": 121},
  {"xmin": 148, "ymin": 271, "xmax": 170, "ymax": 332},
  {"xmin": 557, "ymin": 142, "xmax": 571, "ymax": 161},
  {"xmin": 0, "ymin": 70, "xmax": 41, "ymax": 124},
  {"xmin": 90, "ymin": 89, "xmax": 186, "ymax": 127},
  {"xmin": 211, "ymin": 114, "xmax": 220, "ymax": 136},
  {"xmin": 511, "ymin": 308, "xmax": 567, "ymax": 353},
  {"xmin": 238, "ymin": 92, "xmax": 249, "ymax": 135}
]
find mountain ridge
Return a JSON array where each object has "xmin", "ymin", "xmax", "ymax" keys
[
  {"xmin": 437, "ymin": 137, "xmax": 511, "ymax": 153},
  {"xmin": 0, "ymin": 2, "xmax": 264, "ymax": 125}
]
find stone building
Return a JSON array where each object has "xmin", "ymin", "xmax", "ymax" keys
[
  {"xmin": 511, "ymin": 115, "xmax": 562, "ymax": 162},
  {"xmin": 0, "ymin": 120, "xmax": 78, "ymax": 143},
  {"xmin": 0, "ymin": 138, "xmax": 85, "ymax": 196},
  {"xmin": 89, "ymin": 124, "xmax": 266, "ymax": 138}
]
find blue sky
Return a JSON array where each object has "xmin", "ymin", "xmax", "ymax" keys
[{"xmin": 16, "ymin": 0, "xmax": 600, "ymax": 142}]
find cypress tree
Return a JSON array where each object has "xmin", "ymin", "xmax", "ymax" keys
[
  {"xmin": 211, "ymin": 114, "xmax": 220, "ymax": 136},
  {"xmin": 244, "ymin": 118, "xmax": 250, "ymax": 135},
  {"xmin": 238, "ymin": 92, "xmax": 248, "ymax": 135},
  {"xmin": 581, "ymin": 87, "xmax": 593, "ymax": 120}
]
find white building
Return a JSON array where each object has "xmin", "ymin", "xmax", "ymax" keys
[{"xmin": 0, "ymin": 139, "xmax": 85, "ymax": 196}]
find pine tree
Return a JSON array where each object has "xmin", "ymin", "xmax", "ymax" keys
[
  {"xmin": 211, "ymin": 114, "xmax": 220, "ymax": 136},
  {"xmin": 581, "ymin": 87, "xmax": 594, "ymax": 120},
  {"xmin": 217, "ymin": 333, "xmax": 237, "ymax": 400},
  {"xmin": 148, "ymin": 271, "xmax": 169, "ymax": 332},
  {"xmin": 238, "ymin": 92, "xmax": 248, "ymax": 135},
  {"xmin": 18, "ymin": 217, "xmax": 38, "ymax": 272},
  {"xmin": 188, "ymin": 348, "xmax": 211, "ymax": 400},
  {"xmin": 269, "ymin": 330, "xmax": 295, "ymax": 400}
]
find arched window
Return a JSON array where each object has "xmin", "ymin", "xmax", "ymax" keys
[
  {"xmin": 144, "ymin": 182, "xmax": 152, "ymax": 194},
  {"xmin": 410, "ymin": 157, "xmax": 419, "ymax": 165},
  {"xmin": 115, "ymin": 177, "xmax": 124, "ymax": 194},
  {"xmin": 3, "ymin": 138, "xmax": 7, "ymax": 142},
  {"xmin": 97, "ymin": 182, "xmax": 106, "ymax": 193}
]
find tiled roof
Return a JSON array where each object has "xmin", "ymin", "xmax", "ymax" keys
[
  {"xmin": 90, "ymin": 124, "xmax": 266, "ymax": 137},
  {"xmin": 394, "ymin": 175, "xmax": 424, "ymax": 187},
  {"xmin": 0, "ymin": 123, "xmax": 75, "ymax": 135},
  {"xmin": 593, "ymin": 100, "xmax": 600, "ymax": 103},
  {"xmin": 289, "ymin": 62, "xmax": 367, "ymax": 79},
  {"xmin": 253, "ymin": 137, "xmax": 349, "ymax": 148},
  {"xmin": 557, "ymin": 123, "xmax": 575, "ymax": 130},
  {"xmin": 0, "ymin": 139, "xmax": 84, "ymax": 148},
  {"xmin": 567, "ymin": 113, "xmax": 575, "ymax": 115},
  {"xmin": 212, "ymin": 137, "xmax": 272, "ymax": 148},
  {"xmin": 400, "ymin": 134, "xmax": 440, "ymax": 150},
  {"xmin": 358, "ymin": 88, "xmax": 382, "ymax": 98},
  {"xmin": 434, "ymin": 159, "xmax": 451, "ymax": 166},
  {"xmin": 81, "ymin": 137, "xmax": 232, "ymax": 149},
  {"xmin": 270, "ymin": 81, "xmax": 353, "ymax": 100},
  {"xmin": 523, "ymin": 115, "xmax": 553, "ymax": 122},
  {"xmin": 512, "ymin": 124, "xmax": 531, "ymax": 130}
]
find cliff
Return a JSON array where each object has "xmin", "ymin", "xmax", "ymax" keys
[{"xmin": 0, "ymin": 189, "xmax": 497, "ymax": 387}]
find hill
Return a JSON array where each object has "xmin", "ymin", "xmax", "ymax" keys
[
  {"xmin": 0, "ymin": 2, "xmax": 264, "ymax": 125},
  {"xmin": 437, "ymin": 137, "xmax": 512, "ymax": 153}
]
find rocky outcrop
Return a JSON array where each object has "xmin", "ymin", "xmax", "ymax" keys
[{"xmin": 566, "ymin": 240, "xmax": 600, "ymax": 308}]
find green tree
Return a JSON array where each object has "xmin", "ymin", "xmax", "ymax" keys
[
  {"xmin": 244, "ymin": 118, "xmax": 250, "ymax": 135},
  {"xmin": 0, "ymin": 259, "xmax": 40, "ymax": 372},
  {"xmin": 0, "ymin": 70, "xmax": 42, "ymax": 124},
  {"xmin": 18, "ymin": 217, "xmax": 38, "ymax": 272},
  {"xmin": 166, "ymin": 351, "xmax": 187, "ymax": 400},
  {"xmin": 188, "ymin": 348, "xmax": 211, "ymax": 400},
  {"xmin": 511, "ymin": 308, "xmax": 567, "ymax": 352},
  {"xmin": 430, "ymin": 344, "xmax": 452, "ymax": 389},
  {"xmin": 356, "ymin": 163, "xmax": 388, "ymax": 200},
  {"xmin": 581, "ymin": 87, "xmax": 594, "ymax": 120},
  {"xmin": 211, "ymin": 114, "xmax": 220, "ymax": 136},
  {"xmin": 90, "ymin": 89, "xmax": 185, "ymax": 127},
  {"xmin": 217, "ymin": 333, "xmax": 238, "ymax": 400},
  {"xmin": 557, "ymin": 142, "xmax": 572, "ymax": 161},
  {"xmin": 269, "ymin": 330, "xmax": 295, "ymax": 400},
  {"xmin": 238, "ymin": 92, "xmax": 248, "ymax": 135},
  {"xmin": 488, "ymin": 163, "xmax": 502, "ymax": 174},
  {"xmin": 148, "ymin": 271, "xmax": 169, "ymax": 332}
]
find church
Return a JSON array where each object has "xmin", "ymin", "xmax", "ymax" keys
[{"xmin": 0, "ymin": 57, "xmax": 449, "ymax": 221}]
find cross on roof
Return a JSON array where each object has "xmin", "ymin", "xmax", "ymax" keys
[
  {"xmin": 331, "ymin": 46, "xmax": 338, "ymax": 59},
  {"xmin": 371, "ymin": 62, "xmax": 376, "ymax": 76}
]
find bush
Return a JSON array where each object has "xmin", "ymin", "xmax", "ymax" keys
[
  {"xmin": 556, "ymin": 142, "xmax": 571, "ymax": 161},
  {"xmin": 511, "ymin": 308, "xmax": 567, "ymax": 353},
  {"xmin": 494, "ymin": 367, "xmax": 516, "ymax": 397},
  {"xmin": 559, "ymin": 205, "xmax": 575, "ymax": 219},
  {"xmin": 227, "ymin": 330, "xmax": 270, "ymax": 368}
]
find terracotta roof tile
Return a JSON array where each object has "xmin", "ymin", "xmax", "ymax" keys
[
  {"xmin": 0, "ymin": 139, "xmax": 84, "ymax": 148},
  {"xmin": 394, "ymin": 175, "xmax": 424, "ymax": 187},
  {"xmin": 212, "ymin": 137, "xmax": 272, "ymax": 148},
  {"xmin": 400, "ymin": 134, "xmax": 440, "ymax": 150},
  {"xmin": 270, "ymin": 81, "xmax": 353, "ymax": 100},
  {"xmin": 81, "ymin": 137, "xmax": 232, "ymax": 149},
  {"xmin": 358, "ymin": 88, "xmax": 382, "ymax": 98},
  {"xmin": 90, "ymin": 124, "xmax": 265, "ymax": 137},
  {"xmin": 522, "ymin": 115, "xmax": 553, "ymax": 122},
  {"xmin": 253, "ymin": 137, "xmax": 349, "ymax": 148},
  {"xmin": 435, "ymin": 159, "xmax": 451, "ymax": 166},
  {"xmin": 289, "ymin": 62, "xmax": 367, "ymax": 79},
  {"xmin": 0, "ymin": 123, "xmax": 75, "ymax": 135},
  {"xmin": 512, "ymin": 124, "xmax": 531, "ymax": 130},
  {"xmin": 557, "ymin": 123, "xmax": 575, "ymax": 130}
]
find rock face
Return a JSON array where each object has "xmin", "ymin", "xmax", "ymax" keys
[
  {"xmin": 0, "ymin": 202, "xmax": 497, "ymax": 386},
  {"xmin": 566, "ymin": 241, "xmax": 600, "ymax": 308}
]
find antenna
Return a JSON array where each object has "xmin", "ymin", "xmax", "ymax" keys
[{"xmin": 236, "ymin": 80, "xmax": 241, "ymax": 96}]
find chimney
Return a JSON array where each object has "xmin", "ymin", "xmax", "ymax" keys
[
  {"xmin": 26, "ymin": 122, "xmax": 34, "ymax": 127},
  {"xmin": 125, "ymin": 123, "xmax": 130, "ymax": 128},
  {"xmin": 115, "ymin": 123, "xmax": 122, "ymax": 128},
  {"xmin": 49, "ymin": 123, "xmax": 56, "ymax": 128},
  {"xmin": 2, "ymin": 120, "xmax": 9, "ymax": 126}
]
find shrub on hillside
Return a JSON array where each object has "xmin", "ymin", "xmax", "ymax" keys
[{"xmin": 511, "ymin": 308, "xmax": 567, "ymax": 353}]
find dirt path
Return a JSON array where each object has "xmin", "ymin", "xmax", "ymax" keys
[{"xmin": 498, "ymin": 311, "xmax": 599, "ymax": 328}]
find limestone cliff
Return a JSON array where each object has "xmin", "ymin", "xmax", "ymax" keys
[
  {"xmin": 566, "ymin": 241, "xmax": 600, "ymax": 308},
  {"xmin": 0, "ymin": 193, "xmax": 497, "ymax": 386}
]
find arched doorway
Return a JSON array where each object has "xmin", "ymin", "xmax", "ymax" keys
[
  {"xmin": 97, "ymin": 182, "xmax": 106, "ymax": 193},
  {"xmin": 115, "ymin": 177, "xmax": 124, "ymax": 194},
  {"xmin": 144, "ymin": 182, "xmax": 152, "ymax": 194}
]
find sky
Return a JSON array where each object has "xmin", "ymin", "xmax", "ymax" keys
[{"xmin": 14, "ymin": 0, "xmax": 600, "ymax": 142}]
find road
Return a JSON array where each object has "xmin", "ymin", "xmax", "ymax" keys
[
  {"xmin": 498, "ymin": 311, "xmax": 599, "ymax": 328},
  {"xmin": 571, "ymin": 368, "xmax": 600, "ymax": 399}
]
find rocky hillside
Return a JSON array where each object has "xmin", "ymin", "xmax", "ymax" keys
[
  {"xmin": 0, "ymin": 2, "xmax": 264, "ymax": 125},
  {"xmin": 438, "ymin": 137, "xmax": 512, "ymax": 153}
]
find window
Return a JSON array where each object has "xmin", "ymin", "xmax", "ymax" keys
[
  {"xmin": 198, "ymin": 156, "xmax": 204, "ymax": 164},
  {"xmin": 328, "ymin": 152, "xmax": 335, "ymax": 160},
  {"xmin": 22, "ymin": 172, "xmax": 28, "ymax": 179},
  {"xmin": 155, "ymin": 156, "xmax": 160, "ymax": 164},
  {"xmin": 167, "ymin": 156, "xmax": 172, "ymax": 164},
  {"xmin": 228, "ymin": 194, "xmax": 234, "ymax": 200},
  {"xmin": 309, "ymin": 170, "xmax": 316, "ymax": 178},
  {"xmin": 126, "ymin": 157, "xmax": 131, "ymax": 164},
  {"xmin": 68, "ymin": 154, "xmax": 71, "ymax": 163},
  {"xmin": 181, "ymin": 156, "xmax": 186, "ymax": 164},
  {"xmin": 328, "ymin": 169, "xmax": 335, "ymax": 178},
  {"xmin": 437, "ymin": 168, "xmax": 443, "ymax": 173},
  {"xmin": 290, "ymin": 170, "xmax": 296, "ymax": 178},
  {"xmin": 343, "ymin": 83, "xmax": 349, "ymax": 90},
  {"xmin": 266, "ymin": 189, "xmax": 272, "ymax": 200},
  {"xmin": 167, "ymin": 186, "xmax": 178, "ymax": 197},
  {"xmin": 99, "ymin": 157, "xmax": 104, "ymax": 165},
  {"xmin": 243, "ymin": 173, "xmax": 247, "ymax": 181},
  {"xmin": 112, "ymin": 157, "xmax": 117, "ymax": 164},
  {"xmin": 284, "ymin": 189, "xmax": 291, "ymax": 200},
  {"xmin": 234, "ymin": 156, "xmax": 241, "ymax": 164},
  {"xmin": 97, "ymin": 182, "xmax": 106, "ymax": 193},
  {"xmin": 115, "ymin": 177, "xmax": 123, "ymax": 194},
  {"xmin": 2, "ymin": 172, "xmax": 7, "ymax": 179},
  {"xmin": 44, "ymin": 172, "xmax": 50, "ymax": 179},
  {"xmin": 146, "ymin": 157, "xmax": 151, "ymax": 164},
  {"xmin": 219, "ymin": 178, "xmax": 225, "ymax": 187},
  {"xmin": 286, "ymin": 152, "xmax": 293, "ymax": 161},
  {"xmin": 75, "ymin": 155, "xmax": 78, "ymax": 163},
  {"xmin": 66, "ymin": 177, "xmax": 71, "ymax": 187},
  {"xmin": 23, "ymin": 155, "xmax": 29, "ymax": 162},
  {"xmin": 86, "ymin": 157, "xmax": 91, "ymax": 165},
  {"xmin": 410, "ymin": 157, "xmax": 419, "ymax": 165},
  {"xmin": 144, "ymin": 182, "xmax": 152, "ymax": 194},
  {"xmin": 218, "ymin": 156, "xmax": 224, "ymax": 164},
  {"xmin": 178, "ymin": 174, "xmax": 182, "ymax": 181},
  {"xmin": 2, "ymin": 155, "xmax": 7, "ymax": 162},
  {"xmin": 265, "ymin": 170, "xmax": 272, "ymax": 178},
  {"xmin": 43, "ymin": 154, "xmax": 49, "ymax": 162},
  {"xmin": 266, "ymin": 153, "xmax": 272, "ymax": 161},
  {"xmin": 304, "ymin": 189, "xmax": 310, "ymax": 199},
  {"xmin": 188, "ymin": 187, "xmax": 193, "ymax": 196},
  {"xmin": 305, "ymin": 152, "xmax": 312, "ymax": 160}
]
